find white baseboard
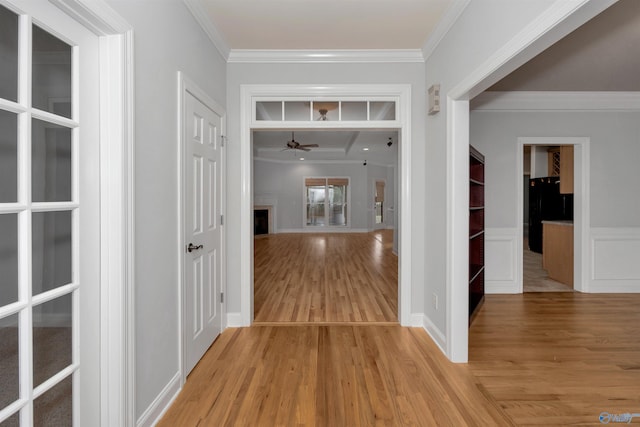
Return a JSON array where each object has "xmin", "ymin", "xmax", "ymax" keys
[
  {"xmin": 136, "ymin": 371, "xmax": 181, "ymax": 427},
  {"xmin": 409, "ymin": 313, "xmax": 424, "ymax": 327},
  {"xmin": 418, "ymin": 314, "xmax": 447, "ymax": 356},
  {"xmin": 226, "ymin": 312, "xmax": 244, "ymax": 327}
]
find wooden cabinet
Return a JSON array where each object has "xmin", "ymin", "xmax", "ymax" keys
[
  {"xmin": 542, "ymin": 221, "xmax": 573, "ymax": 287},
  {"xmin": 469, "ymin": 146, "xmax": 485, "ymax": 323},
  {"xmin": 547, "ymin": 145, "xmax": 574, "ymax": 194},
  {"xmin": 559, "ymin": 145, "xmax": 574, "ymax": 194}
]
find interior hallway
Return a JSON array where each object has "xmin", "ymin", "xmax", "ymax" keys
[{"xmin": 253, "ymin": 230, "xmax": 398, "ymax": 323}]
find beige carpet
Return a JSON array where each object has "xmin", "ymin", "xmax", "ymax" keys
[{"xmin": 0, "ymin": 326, "xmax": 72, "ymax": 426}]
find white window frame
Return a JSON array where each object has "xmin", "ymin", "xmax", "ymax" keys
[{"xmin": 302, "ymin": 176, "xmax": 351, "ymax": 230}]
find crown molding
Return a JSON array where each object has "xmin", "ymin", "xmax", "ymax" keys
[
  {"xmin": 471, "ymin": 91, "xmax": 640, "ymax": 111},
  {"xmin": 228, "ymin": 49, "xmax": 425, "ymax": 64},
  {"xmin": 183, "ymin": 0, "xmax": 230, "ymax": 60},
  {"xmin": 422, "ymin": 0, "xmax": 471, "ymax": 61}
]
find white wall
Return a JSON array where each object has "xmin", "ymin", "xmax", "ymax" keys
[
  {"xmin": 253, "ymin": 160, "xmax": 395, "ymax": 232},
  {"xmin": 254, "ymin": 159, "xmax": 374, "ymax": 231},
  {"xmin": 471, "ymin": 110, "xmax": 640, "ymax": 292},
  {"xmin": 105, "ymin": 1, "xmax": 227, "ymax": 423},
  {"xmin": 530, "ymin": 145, "xmax": 549, "ymax": 178},
  {"xmin": 423, "ymin": 0, "xmax": 559, "ymax": 345},
  {"xmin": 227, "ymin": 61, "xmax": 426, "ymax": 317}
]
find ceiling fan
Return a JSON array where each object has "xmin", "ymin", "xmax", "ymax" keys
[{"xmin": 282, "ymin": 132, "xmax": 319, "ymax": 152}]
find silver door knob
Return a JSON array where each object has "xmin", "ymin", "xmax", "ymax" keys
[{"xmin": 186, "ymin": 243, "xmax": 203, "ymax": 253}]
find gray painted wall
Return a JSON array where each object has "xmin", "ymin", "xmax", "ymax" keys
[
  {"xmin": 424, "ymin": 0, "xmax": 558, "ymax": 336},
  {"xmin": 254, "ymin": 160, "xmax": 395, "ymax": 232},
  {"xmin": 470, "ymin": 111, "xmax": 640, "ymax": 228},
  {"xmin": 226, "ymin": 61, "xmax": 426, "ymax": 316},
  {"xmin": 106, "ymin": 0, "xmax": 227, "ymax": 420}
]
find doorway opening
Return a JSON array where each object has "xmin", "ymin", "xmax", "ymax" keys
[
  {"xmin": 517, "ymin": 138, "xmax": 589, "ymax": 295},
  {"xmin": 252, "ymin": 129, "xmax": 399, "ymax": 323},
  {"xmin": 238, "ymin": 84, "xmax": 412, "ymax": 326},
  {"xmin": 522, "ymin": 144, "xmax": 575, "ymax": 292}
]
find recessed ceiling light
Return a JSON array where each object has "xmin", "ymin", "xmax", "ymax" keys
[
  {"xmin": 363, "ymin": 147, "xmax": 369, "ymax": 151},
  {"xmin": 299, "ymin": 157, "xmax": 304, "ymax": 160}
]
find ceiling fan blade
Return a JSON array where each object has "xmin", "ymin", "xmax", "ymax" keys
[
  {"xmin": 299, "ymin": 147, "xmax": 311, "ymax": 152},
  {"xmin": 299, "ymin": 144, "xmax": 319, "ymax": 148}
]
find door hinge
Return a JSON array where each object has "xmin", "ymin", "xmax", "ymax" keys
[
  {"xmin": 220, "ymin": 214, "xmax": 224, "ymax": 225},
  {"xmin": 221, "ymin": 135, "xmax": 226, "ymax": 147},
  {"xmin": 220, "ymin": 292, "xmax": 224, "ymax": 303}
]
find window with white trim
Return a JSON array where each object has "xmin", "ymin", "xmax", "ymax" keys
[{"xmin": 305, "ymin": 177, "xmax": 349, "ymax": 227}]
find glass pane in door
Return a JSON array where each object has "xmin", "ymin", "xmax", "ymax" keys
[
  {"xmin": 0, "ymin": 313, "xmax": 19, "ymax": 411},
  {"xmin": 32, "ymin": 211, "xmax": 72, "ymax": 295},
  {"xmin": 306, "ymin": 186, "xmax": 325, "ymax": 226},
  {"xmin": 0, "ymin": 110, "xmax": 18, "ymax": 203},
  {"xmin": 31, "ymin": 119, "xmax": 72, "ymax": 202},
  {"xmin": 0, "ymin": 213, "xmax": 18, "ymax": 307},
  {"xmin": 32, "ymin": 293, "xmax": 72, "ymax": 387},
  {"xmin": 33, "ymin": 374, "xmax": 72, "ymax": 427},
  {"xmin": 0, "ymin": 5, "xmax": 19, "ymax": 102},
  {"xmin": 328, "ymin": 185, "xmax": 347, "ymax": 226},
  {"xmin": 32, "ymin": 25, "xmax": 72, "ymax": 119}
]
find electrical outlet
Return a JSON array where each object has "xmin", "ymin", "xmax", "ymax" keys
[{"xmin": 432, "ymin": 293, "xmax": 439, "ymax": 310}]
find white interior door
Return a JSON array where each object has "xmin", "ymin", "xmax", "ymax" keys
[
  {"xmin": 374, "ymin": 180, "xmax": 386, "ymax": 229},
  {"xmin": 183, "ymin": 90, "xmax": 223, "ymax": 375},
  {"xmin": 0, "ymin": 1, "xmax": 101, "ymax": 425}
]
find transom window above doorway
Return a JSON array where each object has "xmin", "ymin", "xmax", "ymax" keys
[{"xmin": 255, "ymin": 100, "xmax": 396, "ymax": 122}]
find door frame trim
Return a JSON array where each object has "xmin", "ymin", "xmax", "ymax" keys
[
  {"xmin": 51, "ymin": 1, "xmax": 136, "ymax": 425},
  {"xmin": 516, "ymin": 137, "xmax": 590, "ymax": 293},
  {"xmin": 442, "ymin": 0, "xmax": 616, "ymax": 363},
  {"xmin": 177, "ymin": 71, "xmax": 227, "ymax": 385},
  {"xmin": 239, "ymin": 83, "xmax": 412, "ymax": 326}
]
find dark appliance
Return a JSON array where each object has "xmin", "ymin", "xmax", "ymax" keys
[{"xmin": 528, "ymin": 177, "xmax": 573, "ymax": 253}]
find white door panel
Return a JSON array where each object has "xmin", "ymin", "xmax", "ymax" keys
[{"xmin": 184, "ymin": 91, "xmax": 223, "ymax": 375}]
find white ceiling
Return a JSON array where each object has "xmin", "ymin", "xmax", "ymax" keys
[
  {"xmin": 199, "ymin": 0, "xmax": 454, "ymax": 50},
  {"xmin": 253, "ymin": 130, "xmax": 398, "ymax": 166}
]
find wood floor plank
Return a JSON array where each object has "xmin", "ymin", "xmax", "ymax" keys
[
  {"xmin": 159, "ymin": 233, "xmax": 640, "ymax": 426},
  {"xmin": 254, "ymin": 231, "xmax": 398, "ymax": 323},
  {"xmin": 158, "ymin": 325, "xmax": 509, "ymax": 427},
  {"xmin": 469, "ymin": 293, "xmax": 640, "ymax": 426}
]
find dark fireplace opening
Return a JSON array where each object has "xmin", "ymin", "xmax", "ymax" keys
[{"xmin": 254, "ymin": 209, "xmax": 269, "ymax": 235}]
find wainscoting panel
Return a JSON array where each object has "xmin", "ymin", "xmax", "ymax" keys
[
  {"xmin": 590, "ymin": 227, "xmax": 640, "ymax": 292},
  {"xmin": 485, "ymin": 228, "xmax": 519, "ymax": 293}
]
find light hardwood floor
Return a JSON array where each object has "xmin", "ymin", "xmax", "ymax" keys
[
  {"xmin": 157, "ymin": 324, "xmax": 510, "ymax": 426},
  {"xmin": 158, "ymin": 233, "xmax": 640, "ymax": 426},
  {"xmin": 254, "ymin": 231, "xmax": 398, "ymax": 323},
  {"xmin": 523, "ymin": 237, "xmax": 573, "ymax": 292},
  {"xmin": 469, "ymin": 293, "xmax": 640, "ymax": 425},
  {"xmin": 158, "ymin": 293, "xmax": 640, "ymax": 426}
]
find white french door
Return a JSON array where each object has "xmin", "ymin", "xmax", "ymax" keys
[
  {"xmin": 183, "ymin": 88, "xmax": 224, "ymax": 375},
  {"xmin": 0, "ymin": 1, "xmax": 101, "ymax": 426}
]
